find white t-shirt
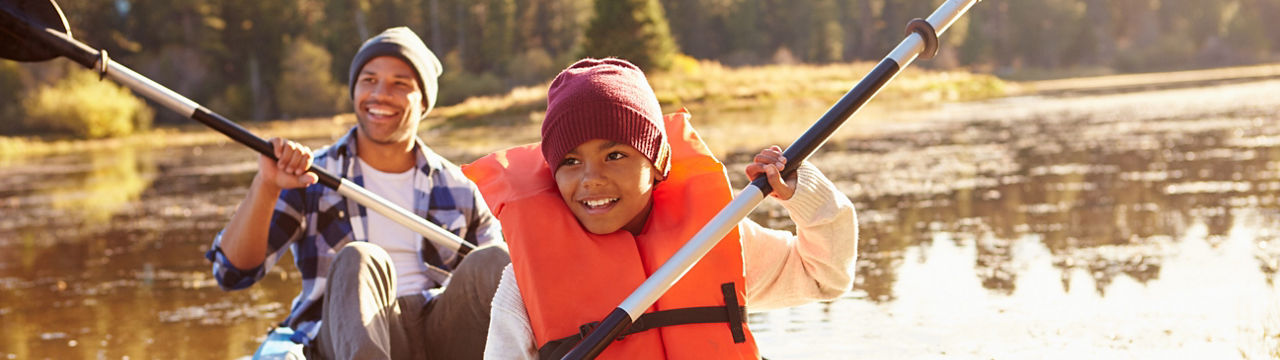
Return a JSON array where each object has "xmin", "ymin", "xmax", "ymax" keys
[{"xmin": 358, "ymin": 158, "xmax": 433, "ymax": 297}]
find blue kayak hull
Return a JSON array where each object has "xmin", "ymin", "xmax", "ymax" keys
[{"xmin": 252, "ymin": 327, "xmax": 305, "ymax": 360}]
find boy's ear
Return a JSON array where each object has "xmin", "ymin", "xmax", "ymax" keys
[
  {"xmin": 653, "ymin": 170, "xmax": 666, "ymax": 183},
  {"xmin": 654, "ymin": 143, "xmax": 671, "ymax": 181}
]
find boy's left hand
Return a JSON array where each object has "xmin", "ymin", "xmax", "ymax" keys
[{"xmin": 744, "ymin": 145, "xmax": 796, "ymax": 200}]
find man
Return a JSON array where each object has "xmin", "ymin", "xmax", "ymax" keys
[{"xmin": 206, "ymin": 27, "xmax": 509, "ymax": 360}]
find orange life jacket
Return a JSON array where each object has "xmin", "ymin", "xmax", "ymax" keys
[{"xmin": 463, "ymin": 110, "xmax": 759, "ymax": 359}]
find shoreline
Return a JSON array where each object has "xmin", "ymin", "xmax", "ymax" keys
[
  {"xmin": 5, "ymin": 62, "xmax": 1279, "ymax": 160},
  {"xmin": 1012, "ymin": 62, "xmax": 1280, "ymax": 96}
]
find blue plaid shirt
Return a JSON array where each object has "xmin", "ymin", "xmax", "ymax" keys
[{"xmin": 205, "ymin": 127, "xmax": 503, "ymax": 344}]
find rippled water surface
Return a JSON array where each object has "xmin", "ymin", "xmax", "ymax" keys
[{"xmin": 4, "ymin": 80, "xmax": 1280, "ymax": 359}]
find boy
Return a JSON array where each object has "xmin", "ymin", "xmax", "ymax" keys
[{"xmin": 464, "ymin": 58, "xmax": 857, "ymax": 359}]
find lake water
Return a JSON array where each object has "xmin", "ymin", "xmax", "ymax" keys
[{"xmin": 3, "ymin": 79, "xmax": 1280, "ymax": 359}]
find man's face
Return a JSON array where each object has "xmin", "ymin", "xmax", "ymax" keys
[
  {"xmin": 554, "ymin": 139, "xmax": 660, "ymax": 235},
  {"xmin": 353, "ymin": 56, "xmax": 424, "ymax": 146}
]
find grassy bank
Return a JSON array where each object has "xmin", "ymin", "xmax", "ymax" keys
[
  {"xmin": 412, "ymin": 60, "xmax": 1011, "ymax": 159},
  {"xmin": 2, "ymin": 60, "xmax": 1006, "ymax": 159},
  {"xmin": 0, "ymin": 115, "xmax": 358, "ymax": 159},
  {"xmin": 435, "ymin": 60, "xmax": 1008, "ymax": 124}
]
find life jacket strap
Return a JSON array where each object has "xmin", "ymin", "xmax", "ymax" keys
[
  {"xmin": 537, "ymin": 283, "xmax": 747, "ymax": 358},
  {"xmin": 721, "ymin": 282, "xmax": 747, "ymax": 343}
]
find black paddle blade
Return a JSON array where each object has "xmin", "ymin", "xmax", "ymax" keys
[{"xmin": 0, "ymin": 0, "xmax": 70, "ymax": 62}]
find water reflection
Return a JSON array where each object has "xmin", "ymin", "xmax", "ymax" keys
[
  {"xmin": 0, "ymin": 147, "xmax": 155, "ymax": 250},
  {"xmin": 753, "ymin": 217, "xmax": 1280, "ymax": 358},
  {"xmin": 743, "ymin": 81, "xmax": 1280, "ymax": 357},
  {"xmin": 47, "ymin": 147, "xmax": 156, "ymax": 223},
  {"xmin": 780, "ymin": 108, "xmax": 1280, "ymax": 303},
  {"xmin": 0, "ymin": 141, "xmax": 302, "ymax": 359}
]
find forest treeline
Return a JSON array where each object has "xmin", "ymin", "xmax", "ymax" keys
[{"xmin": 2, "ymin": 0, "xmax": 1278, "ymax": 137}]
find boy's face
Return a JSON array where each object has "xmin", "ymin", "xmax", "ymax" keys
[
  {"xmin": 352, "ymin": 56, "xmax": 424, "ymax": 147},
  {"xmin": 554, "ymin": 139, "xmax": 661, "ymax": 235}
]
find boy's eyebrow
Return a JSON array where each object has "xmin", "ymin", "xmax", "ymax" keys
[
  {"xmin": 598, "ymin": 141, "xmax": 622, "ymax": 151},
  {"xmin": 565, "ymin": 140, "xmax": 625, "ymax": 155}
]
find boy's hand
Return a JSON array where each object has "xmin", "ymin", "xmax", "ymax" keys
[
  {"xmin": 257, "ymin": 137, "xmax": 318, "ymax": 191},
  {"xmin": 744, "ymin": 145, "xmax": 796, "ymax": 200}
]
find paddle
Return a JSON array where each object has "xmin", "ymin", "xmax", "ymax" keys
[
  {"xmin": 0, "ymin": 0, "xmax": 475, "ymax": 257},
  {"xmin": 561, "ymin": 0, "xmax": 983, "ymax": 358}
]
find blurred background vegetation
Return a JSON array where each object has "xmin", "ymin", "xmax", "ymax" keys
[{"xmin": 1, "ymin": 0, "xmax": 1279, "ymax": 140}]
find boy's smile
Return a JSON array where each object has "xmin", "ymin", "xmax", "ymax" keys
[
  {"xmin": 554, "ymin": 139, "xmax": 661, "ymax": 235},
  {"xmin": 580, "ymin": 197, "xmax": 619, "ymax": 213}
]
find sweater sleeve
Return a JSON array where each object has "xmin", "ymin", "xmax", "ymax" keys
[
  {"xmin": 484, "ymin": 263, "xmax": 538, "ymax": 359},
  {"xmin": 742, "ymin": 161, "xmax": 858, "ymax": 312}
]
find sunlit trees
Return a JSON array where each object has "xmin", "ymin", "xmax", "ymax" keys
[
  {"xmin": 581, "ymin": 0, "xmax": 678, "ymax": 71},
  {"xmin": 7, "ymin": 0, "xmax": 1280, "ymax": 139}
]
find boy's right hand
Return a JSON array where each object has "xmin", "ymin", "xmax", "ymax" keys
[
  {"xmin": 257, "ymin": 137, "xmax": 318, "ymax": 191},
  {"xmin": 744, "ymin": 145, "xmax": 796, "ymax": 200}
]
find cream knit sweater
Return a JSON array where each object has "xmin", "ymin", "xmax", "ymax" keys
[{"xmin": 484, "ymin": 163, "xmax": 859, "ymax": 359}]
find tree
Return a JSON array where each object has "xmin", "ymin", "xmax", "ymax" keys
[
  {"xmin": 1223, "ymin": 0, "xmax": 1271, "ymax": 62},
  {"xmin": 1008, "ymin": 0, "xmax": 1088, "ymax": 69},
  {"xmin": 581, "ymin": 0, "xmax": 678, "ymax": 71},
  {"xmin": 218, "ymin": 0, "xmax": 312, "ymax": 120},
  {"xmin": 759, "ymin": 0, "xmax": 810, "ymax": 62},
  {"xmin": 842, "ymin": 0, "xmax": 887, "ymax": 60},
  {"xmin": 480, "ymin": 0, "xmax": 517, "ymax": 74},
  {"xmin": 724, "ymin": 0, "xmax": 766, "ymax": 64},
  {"xmin": 808, "ymin": 0, "xmax": 843, "ymax": 63},
  {"xmin": 276, "ymin": 37, "xmax": 346, "ymax": 118},
  {"xmin": 0, "ymin": 61, "xmax": 25, "ymax": 133},
  {"xmin": 663, "ymin": 0, "xmax": 732, "ymax": 59}
]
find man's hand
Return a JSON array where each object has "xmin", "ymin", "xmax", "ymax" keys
[
  {"xmin": 744, "ymin": 145, "xmax": 796, "ymax": 200},
  {"xmin": 258, "ymin": 137, "xmax": 318, "ymax": 191}
]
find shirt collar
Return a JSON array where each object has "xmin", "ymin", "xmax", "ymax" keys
[{"xmin": 330, "ymin": 126, "xmax": 440, "ymax": 176}]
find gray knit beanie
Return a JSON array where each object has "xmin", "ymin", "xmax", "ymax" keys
[{"xmin": 348, "ymin": 27, "xmax": 443, "ymax": 114}]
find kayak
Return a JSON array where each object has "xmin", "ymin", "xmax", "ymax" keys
[{"xmin": 253, "ymin": 327, "xmax": 305, "ymax": 360}]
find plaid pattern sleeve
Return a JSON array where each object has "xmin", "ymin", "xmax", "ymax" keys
[{"xmin": 205, "ymin": 185, "xmax": 309, "ymax": 291}]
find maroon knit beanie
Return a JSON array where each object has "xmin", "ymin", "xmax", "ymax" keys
[{"xmin": 541, "ymin": 58, "xmax": 668, "ymax": 175}]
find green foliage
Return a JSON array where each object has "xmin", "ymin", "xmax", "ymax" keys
[
  {"xmin": 22, "ymin": 69, "xmax": 153, "ymax": 139},
  {"xmin": 1008, "ymin": 0, "xmax": 1088, "ymax": 69},
  {"xmin": 276, "ymin": 37, "xmax": 347, "ymax": 118},
  {"xmin": 1224, "ymin": 3, "xmax": 1271, "ymax": 61},
  {"xmin": 581, "ymin": 0, "xmax": 678, "ymax": 71},
  {"xmin": 478, "ymin": 0, "xmax": 518, "ymax": 73},
  {"xmin": 723, "ymin": 0, "xmax": 765, "ymax": 65},
  {"xmin": 809, "ymin": 10, "xmax": 843, "ymax": 63},
  {"xmin": 1115, "ymin": 36, "xmax": 1199, "ymax": 72},
  {"xmin": 0, "ymin": 61, "xmax": 25, "ymax": 134},
  {"xmin": 134, "ymin": 46, "xmax": 216, "ymax": 125},
  {"xmin": 13, "ymin": 0, "xmax": 1280, "ymax": 135},
  {"xmin": 218, "ymin": 0, "xmax": 314, "ymax": 120},
  {"xmin": 438, "ymin": 71, "xmax": 506, "ymax": 107},
  {"xmin": 210, "ymin": 83, "xmax": 253, "ymax": 121},
  {"xmin": 438, "ymin": 52, "xmax": 507, "ymax": 106},
  {"xmin": 505, "ymin": 48, "xmax": 559, "ymax": 86}
]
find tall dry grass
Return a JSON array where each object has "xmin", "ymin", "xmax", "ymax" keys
[{"xmin": 3, "ymin": 60, "xmax": 1008, "ymax": 160}]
